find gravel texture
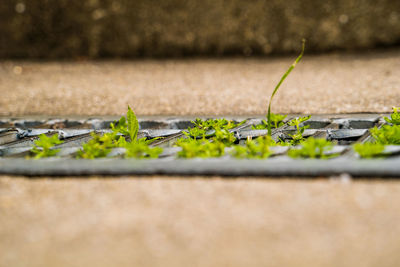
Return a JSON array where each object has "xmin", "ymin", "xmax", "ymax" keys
[
  {"xmin": 1, "ymin": 49, "xmax": 400, "ymax": 117},
  {"xmin": 1, "ymin": 176, "xmax": 400, "ymax": 267}
]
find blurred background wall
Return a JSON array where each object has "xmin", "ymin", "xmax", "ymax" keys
[{"xmin": 1, "ymin": 0, "xmax": 399, "ymax": 58}]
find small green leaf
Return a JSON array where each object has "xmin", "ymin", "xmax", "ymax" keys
[
  {"xmin": 267, "ymin": 39, "xmax": 305, "ymax": 136},
  {"xmin": 127, "ymin": 106, "xmax": 139, "ymax": 142}
]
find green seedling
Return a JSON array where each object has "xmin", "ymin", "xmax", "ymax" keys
[
  {"xmin": 384, "ymin": 107, "xmax": 400, "ymax": 125},
  {"xmin": 125, "ymin": 138, "xmax": 163, "ymax": 159},
  {"xmin": 184, "ymin": 118, "xmax": 243, "ymax": 139},
  {"xmin": 231, "ymin": 136, "xmax": 276, "ymax": 159},
  {"xmin": 195, "ymin": 118, "xmax": 241, "ymax": 130},
  {"xmin": 110, "ymin": 106, "xmax": 139, "ymax": 142},
  {"xmin": 77, "ymin": 132, "xmax": 114, "ymax": 159},
  {"xmin": 78, "ymin": 106, "xmax": 163, "ymax": 159},
  {"xmin": 30, "ymin": 133, "xmax": 64, "ymax": 159},
  {"xmin": 183, "ymin": 126, "xmax": 209, "ymax": 140},
  {"xmin": 370, "ymin": 125, "xmax": 400, "ymax": 145},
  {"xmin": 176, "ymin": 138, "xmax": 226, "ymax": 158},
  {"xmin": 353, "ymin": 142, "xmax": 385, "ymax": 158},
  {"xmin": 176, "ymin": 124, "xmax": 237, "ymax": 158},
  {"xmin": 267, "ymin": 39, "xmax": 305, "ymax": 136},
  {"xmin": 288, "ymin": 137, "xmax": 336, "ymax": 159},
  {"xmin": 213, "ymin": 128, "xmax": 236, "ymax": 146},
  {"xmin": 287, "ymin": 115, "xmax": 311, "ymax": 145},
  {"xmin": 252, "ymin": 113, "xmax": 287, "ymax": 130}
]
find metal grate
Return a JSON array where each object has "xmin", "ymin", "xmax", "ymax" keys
[{"xmin": 1, "ymin": 114, "xmax": 399, "ymax": 177}]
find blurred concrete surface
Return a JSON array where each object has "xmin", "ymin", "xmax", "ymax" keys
[
  {"xmin": 1, "ymin": 176, "xmax": 400, "ymax": 267},
  {"xmin": 1, "ymin": 0, "xmax": 400, "ymax": 58},
  {"xmin": 1, "ymin": 49, "xmax": 399, "ymax": 116}
]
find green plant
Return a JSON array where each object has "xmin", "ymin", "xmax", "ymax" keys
[
  {"xmin": 196, "ymin": 118, "xmax": 241, "ymax": 130},
  {"xmin": 176, "ymin": 138, "xmax": 226, "ymax": 158},
  {"xmin": 176, "ymin": 117, "xmax": 241, "ymax": 158},
  {"xmin": 288, "ymin": 137, "xmax": 336, "ymax": 159},
  {"xmin": 77, "ymin": 132, "xmax": 114, "ymax": 159},
  {"xmin": 182, "ymin": 125, "xmax": 209, "ymax": 139},
  {"xmin": 287, "ymin": 115, "xmax": 311, "ymax": 145},
  {"xmin": 267, "ymin": 39, "xmax": 305, "ymax": 136},
  {"xmin": 125, "ymin": 138, "xmax": 163, "ymax": 158},
  {"xmin": 183, "ymin": 118, "xmax": 243, "ymax": 139},
  {"xmin": 231, "ymin": 136, "xmax": 276, "ymax": 159},
  {"xmin": 353, "ymin": 142, "xmax": 385, "ymax": 158},
  {"xmin": 370, "ymin": 125, "xmax": 400, "ymax": 145},
  {"xmin": 110, "ymin": 106, "xmax": 139, "ymax": 142},
  {"xmin": 384, "ymin": 107, "xmax": 400, "ymax": 125},
  {"xmin": 252, "ymin": 113, "xmax": 287, "ymax": 130},
  {"xmin": 77, "ymin": 106, "xmax": 162, "ymax": 159},
  {"xmin": 213, "ymin": 128, "xmax": 236, "ymax": 146},
  {"xmin": 30, "ymin": 133, "xmax": 64, "ymax": 159}
]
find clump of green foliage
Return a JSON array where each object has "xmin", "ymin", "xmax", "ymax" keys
[
  {"xmin": 30, "ymin": 134, "xmax": 64, "ymax": 159},
  {"xmin": 384, "ymin": 107, "xmax": 400, "ymax": 125},
  {"xmin": 110, "ymin": 106, "xmax": 139, "ymax": 142},
  {"xmin": 176, "ymin": 118, "xmax": 239, "ymax": 158},
  {"xmin": 370, "ymin": 125, "xmax": 400, "ymax": 145},
  {"xmin": 213, "ymin": 128, "xmax": 237, "ymax": 145},
  {"xmin": 176, "ymin": 138, "xmax": 226, "ymax": 158},
  {"xmin": 266, "ymin": 39, "xmax": 305, "ymax": 136},
  {"xmin": 287, "ymin": 115, "xmax": 311, "ymax": 145},
  {"xmin": 288, "ymin": 137, "xmax": 336, "ymax": 159},
  {"xmin": 368, "ymin": 107, "xmax": 400, "ymax": 146},
  {"xmin": 77, "ymin": 106, "xmax": 162, "ymax": 159},
  {"xmin": 124, "ymin": 139, "xmax": 163, "ymax": 158},
  {"xmin": 231, "ymin": 136, "xmax": 276, "ymax": 159},
  {"xmin": 77, "ymin": 132, "xmax": 115, "ymax": 159},
  {"xmin": 252, "ymin": 113, "xmax": 287, "ymax": 130},
  {"xmin": 183, "ymin": 118, "xmax": 243, "ymax": 139},
  {"xmin": 353, "ymin": 142, "xmax": 385, "ymax": 158}
]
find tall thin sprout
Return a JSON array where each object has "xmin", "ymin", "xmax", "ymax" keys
[{"xmin": 267, "ymin": 39, "xmax": 306, "ymax": 136}]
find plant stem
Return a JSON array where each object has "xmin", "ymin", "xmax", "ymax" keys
[{"xmin": 267, "ymin": 39, "xmax": 305, "ymax": 136}]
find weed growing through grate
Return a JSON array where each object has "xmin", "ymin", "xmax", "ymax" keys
[
  {"xmin": 353, "ymin": 142, "xmax": 385, "ymax": 158},
  {"xmin": 384, "ymin": 107, "xmax": 400, "ymax": 125},
  {"xmin": 176, "ymin": 118, "xmax": 238, "ymax": 158},
  {"xmin": 77, "ymin": 106, "xmax": 162, "ymax": 159},
  {"xmin": 174, "ymin": 42, "xmax": 315, "ymax": 159},
  {"xmin": 370, "ymin": 125, "xmax": 400, "ymax": 145},
  {"xmin": 231, "ymin": 136, "xmax": 275, "ymax": 159},
  {"xmin": 352, "ymin": 108, "xmax": 400, "ymax": 159},
  {"xmin": 30, "ymin": 134, "xmax": 64, "ymax": 159},
  {"xmin": 367, "ymin": 107, "xmax": 400, "ymax": 146},
  {"xmin": 176, "ymin": 138, "xmax": 226, "ymax": 158},
  {"xmin": 109, "ymin": 106, "xmax": 139, "ymax": 142},
  {"xmin": 287, "ymin": 115, "xmax": 311, "ymax": 145},
  {"xmin": 77, "ymin": 132, "xmax": 114, "ymax": 159},
  {"xmin": 124, "ymin": 139, "xmax": 162, "ymax": 159},
  {"xmin": 183, "ymin": 118, "xmax": 243, "ymax": 139},
  {"xmin": 288, "ymin": 137, "xmax": 337, "ymax": 159},
  {"xmin": 252, "ymin": 113, "xmax": 287, "ymax": 130},
  {"xmin": 266, "ymin": 39, "xmax": 305, "ymax": 136},
  {"xmin": 251, "ymin": 40, "xmax": 310, "ymax": 145}
]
